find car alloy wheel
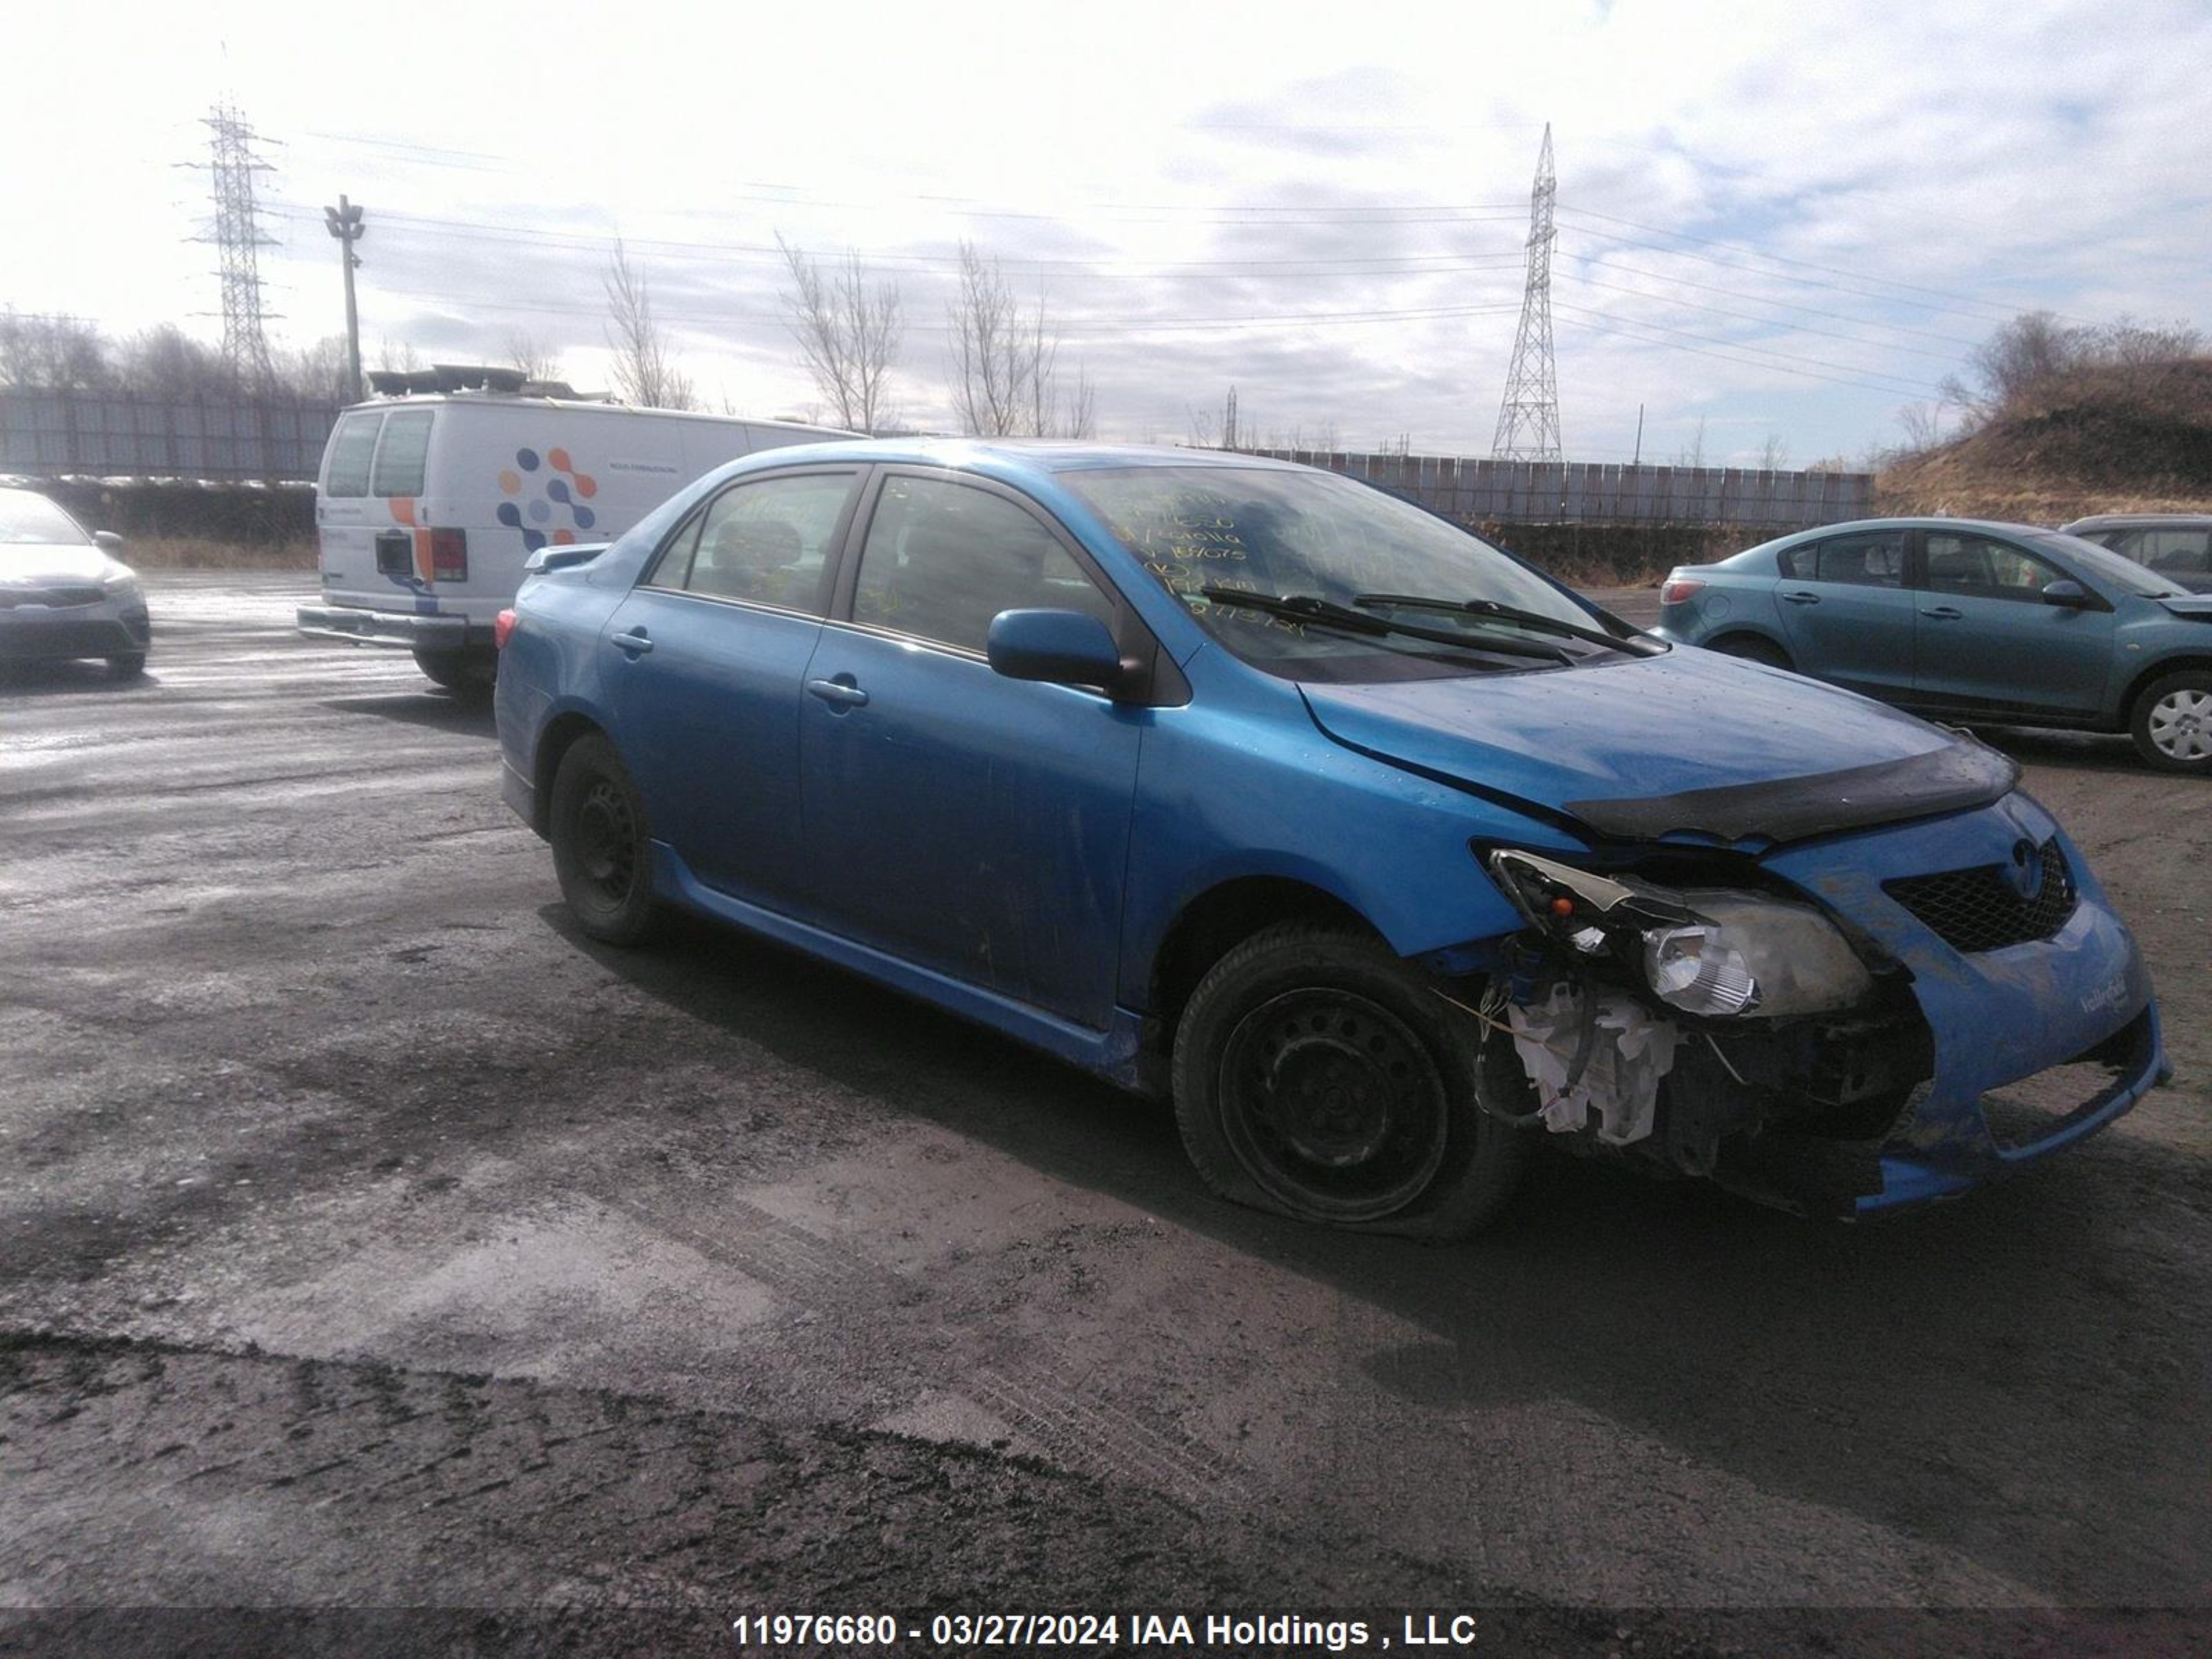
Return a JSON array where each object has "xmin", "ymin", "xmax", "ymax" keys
[
  {"xmin": 2147, "ymin": 687, "xmax": 2212, "ymax": 762},
  {"xmin": 1215, "ymin": 987, "xmax": 1450, "ymax": 1223}
]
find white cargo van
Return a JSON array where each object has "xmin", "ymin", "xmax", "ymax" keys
[{"xmin": 297, "ymin": 366, "xmax": 851, "ymax": 686}]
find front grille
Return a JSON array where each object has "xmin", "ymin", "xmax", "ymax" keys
[
  {"xmin": 0, "ymin": 584, "xmax": 102, "ymax": 609},
  {"xmin": 1884, "ymin": 839, "xmax": 2077, "ymax": 953}
]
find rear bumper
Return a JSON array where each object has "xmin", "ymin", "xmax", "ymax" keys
[
  {"xmin": 0, "ymin": 604, "xmax": 150, "ymax": 661},
  {"xmin": 297, "ymin": 605, "xmax": 478, "ymax": 651}
]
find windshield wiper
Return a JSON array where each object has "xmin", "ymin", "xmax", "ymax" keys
[
  {"xmin": 1350, "ymin": 592, "xmax": 1662, "ymax": 657},
  {"xmin": 1197, "ymin": 588, "xmax": 1571, "ymax": 664}
]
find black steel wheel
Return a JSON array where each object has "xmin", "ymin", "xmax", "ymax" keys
[
  {"xmin": 1172, "ymin": 923, "xmax": 1527, "ymax": 1239},
  {"xmin": 549, "ymin": 733, "xmax": 659, "ymax": 945}
]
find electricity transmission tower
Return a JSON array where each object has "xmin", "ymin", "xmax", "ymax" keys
[
  {"xmin": 200, "ymin": 102, "xmax": 278, "ymax": 386},
  {"xmin": 1491, "ymin": 123, "xmax": 1562, "ymax": 461}
]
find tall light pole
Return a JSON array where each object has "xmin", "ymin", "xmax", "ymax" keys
[{"xmin": 324, "ymin": 196, "xmax": 365, "ymax": 402}]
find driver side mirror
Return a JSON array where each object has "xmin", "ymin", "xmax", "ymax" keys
[
  {"xmin": 2041, "ymin": 579, "xmax": 2092, "ymax": 609},
  {"xmin": 93, "ymin": 530, "xmax": 125, "ymax": 553},
  {"xmin": 986, "ymin": 608, "xmax": 1127, "ymax": 696}
]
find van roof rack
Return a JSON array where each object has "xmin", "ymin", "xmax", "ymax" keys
[{"xmin": 366, "ymin": 364, "xmax": 530, "ymax": 397}]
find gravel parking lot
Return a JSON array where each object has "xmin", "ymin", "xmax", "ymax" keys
[{"xmin": 3, "ymin": 572, "xmax": 2208, "ymax": 1656}]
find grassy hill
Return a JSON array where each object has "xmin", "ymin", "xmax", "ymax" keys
[{"xmin": 1877, "ymin": 356, "xmax": 2212, "ymax": 524}]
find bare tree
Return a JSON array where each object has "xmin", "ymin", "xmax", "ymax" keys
[
  {"xmin": 375, "ymin": 337, "xmax": 422, "ymax": 373},
  {"xmin": 277, "ymin": 337, "xmax": 354, "ymax": 403},
  {"xmin": 1673, "ymin": 416, "xmax": 1707, "ymax": 468},
  {"xmin": 113, "ymin": 325, "xmax": 224, "ymax": 397},
  {"xmin": 945, "ymin": 243, "xmax": 1094, "ymax": 438},
  {"xmin": 1895, "ymin": 401, "xmax": 1948, "ymax": 453},
  {"xmin": 778, "ymin": 234, "xmax": 902, "ymax": 433},
  {"xmin": 602, "ymin": 238, "xmax": 695, "ymax": 411},
  {"xmin": 1756, "ymin": 432, "xmax": 1790, "ymax": 470},
  {"xmin": 505, "ymin": 331, "xmax": 563, "ymax": 383},
  {"xmin": 0, "ymin": 308, "xmax": 109, "ymax": 389}
]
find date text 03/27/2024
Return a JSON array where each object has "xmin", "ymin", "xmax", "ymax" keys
[{"xmin": 730, "ymin": 1612, "xmax": 1483, "ymax": 1650}]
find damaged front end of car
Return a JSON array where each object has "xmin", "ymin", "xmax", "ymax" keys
[{"xmin": 1457, "ymin": 787, "xmax": 2166, "ymax": 1218}]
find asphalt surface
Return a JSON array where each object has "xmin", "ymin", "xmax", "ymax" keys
[{"xmin": 2, "ymin": 572, "xmax": 2208, "ymax": 1658}]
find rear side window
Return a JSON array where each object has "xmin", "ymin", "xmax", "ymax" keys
[
  {"xmin": 324, "ymin": 413, "xmax": 382, "ymax": 498},
  {"xmin": 851, "ymin": 476, "xmax": 1115, "ymax": 654},
  {"xmin": 1812, "ymin": 529, "xmax": 1905, "ymax": 588},
  {"xmin": 369, "ymin": 409, "xmax": 434, "ymax": 498},
  {"xmin": 2137, "ymin": 527, "xmax": 2211, "ymax": 578},
  {"xmin": 654, "ymin": 471, "xmax": 857, "ymax": 614}
]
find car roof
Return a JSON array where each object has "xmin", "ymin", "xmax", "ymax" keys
[
  {"xmin": 1768, "ymin": 516, "xmax": 2063, "ymax": 540},
  {"xmin": 718, "ymin": 438, "xmax": 1317, "ymax": 488},
  {"xmin": 2061, "ymin": 513, "xmax": 2212, "ymax": 529}
]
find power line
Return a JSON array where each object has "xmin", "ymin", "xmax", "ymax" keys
[
  {"xmin": 1551, "ymin": 301, "xmax": 1949, "ymax": 397},
  {"xmin": 1566, "ymin": 274, "xmax": 1972, "ymax": 364}
]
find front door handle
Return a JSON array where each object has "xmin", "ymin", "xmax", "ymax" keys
[
  {"xmin": 1781, "ymin": 590, "xmax": 1821, "ymax": 606},
  {"xmin": 806, "ymin": 676, "xmax": 869, "ymax": 709},
  {"xmin": 1920, "ymin": 606, "xmax": 1963, "ymax": 621},
  {"xmin": 610, "ymin": 628, "xmax": 653, "ymax": 655}
]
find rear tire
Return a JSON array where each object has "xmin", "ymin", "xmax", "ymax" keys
[
  {"xmin": 413, "ymin": 646, "xmax": 491, "ymax": 695},
  {"xmin": 106, "ymin": 653, "xmax": 147, "ymax": 678},
  {"xmin": 1710, "ymin": 633, "xmax": 1792, "ymax": 669},
  {"xmin": 549, "ymin": 733, "xmax": 660, "ymax": 946},
  {"xmin": 1170, "ymin": 923, "xmax": 1528, "ymax": 1239},
  {"xmin": 2130, "ymin": 670, "xmax": 2212, "ymax": 774}
]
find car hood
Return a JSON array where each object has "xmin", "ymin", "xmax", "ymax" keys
[
  {"xmin": 0, "ymin": 542, "xmax": 110, "ymax": 583},
  {"xmin": 1300, "ymin": 648, "xmax": 2020, "ymax": 845}
]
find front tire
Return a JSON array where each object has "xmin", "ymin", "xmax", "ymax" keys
[
  {"xmin": 549, "ymin": 733, "xmax": 659, "ymax": 945},
  {"xmin": 1170, "ymin": 923, "xmax": 1528, "ymax": 1239},
  {"xmin": 2130, "ymin": 671, "xmax": 2212, "ymax": 774},
  {"xmin": 106, "ymin": 652, "xmax": 147, "ymax": 678}
]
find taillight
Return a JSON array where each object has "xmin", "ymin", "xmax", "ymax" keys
[
  {"xmin": 430, "ymin": 527, "xmax": 468, "ymax": 582},
  {"xmin": 1660, "ymin": 574, "xmax": 1705, "ymax": 606},
  {"xmin": 494, "ymin": 608, "xmax": 518, "ymax": 650}
]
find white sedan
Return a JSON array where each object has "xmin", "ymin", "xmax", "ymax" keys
[{"xmin": 0, "ymin": 487, "xmax": 151, "ymax": 675}]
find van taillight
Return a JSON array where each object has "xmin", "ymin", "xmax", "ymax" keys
[
  {"xmin": 494, "ymin": 608, "xmax": 518, "ymax": 650},
  {"xmin": 1660, "ymin": 574, "xmax": 1705, "ymax": 606},
  {"xmin": 430, "ymin": 527, "xmax": 468, "ymax": 581}
]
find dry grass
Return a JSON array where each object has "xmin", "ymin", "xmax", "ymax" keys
[
  {"xmin": 1879, "ymin": 357, "xmax": 2212, "ymax": 524},
  {"xmin": 118, "ymin": 535, "xmax": 317, "ymax": 570}
]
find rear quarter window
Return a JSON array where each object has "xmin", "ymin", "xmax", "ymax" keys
[
  {"xmin": 369, "ymin": 409, "xmax": 435, "ymax": 498},
  {"xmin": 323, "ymin": 413, "xmax": 382, "ymax": 498}
]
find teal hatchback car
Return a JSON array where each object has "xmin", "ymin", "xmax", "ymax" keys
[{"xmin": 1657, "ymin": 518, "xmax": 2212, "ymax": 773}]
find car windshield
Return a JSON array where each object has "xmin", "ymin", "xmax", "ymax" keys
[
  {"xmin": 2032, "ymin": 532, "xmax": 2189, "ymax": 599},
  {"xmin": 0, "ymin": 491, "xmax": 91, "ymax": 546},
  {"xmin": 1065, "ymin": 465, "xmax": 1609, "ymax": 681}
]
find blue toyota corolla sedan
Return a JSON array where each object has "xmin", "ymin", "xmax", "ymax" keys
[
  {"xmin": 494, "ymin": 444, "xmax": 2165, "ymax": 1234},
  {"xmin": 1656, "ymin": 517, "xmax": 2212, "ymax": 774}
]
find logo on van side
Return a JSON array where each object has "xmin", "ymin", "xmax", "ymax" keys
[{"xmin": 495, "ymin": 447, "xmax": 600, "ymax": 554}]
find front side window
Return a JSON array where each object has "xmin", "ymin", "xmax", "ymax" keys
[
  {"xmin": 1065, "ymin": 465, "xmax": 1604, "ymax": 681},
  {"xmin": 368, "ymin": 409, "xmax": 434, "ymax": 497},
  {"xmin": 324, "ymin": 412, "xmax": 382, "ymax": 498},
  {"xmin": 1924, "ymin": 533, "xmax": 2062, "ymax": 603},
  {"xmin": 1812, "ymin": 529, "xmax": 1906, "ymax": 588},
  {"xmin": 851, "ymin": 476, "xmax": 1114, "ymax": 654},
  {"xmin": 657, "ymin": 471, "xmax": 856, "ymax": 612}
]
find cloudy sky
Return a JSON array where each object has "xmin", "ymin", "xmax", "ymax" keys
[{"xmin": 6, "ymin": 0, "xmax": 2207, "ymax": 464}]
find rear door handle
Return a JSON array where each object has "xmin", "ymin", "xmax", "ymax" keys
[
  {"xmin": 610, "ymin": 628, "xmax": 653, "ymax": 655},
  {"xmin": 1781, "ymin": 590, "xmax": 1821, "ymax": 606},
  {"xmin": 1920, "ymin": 606, "xmax": 1963, "ymax": 621},
  {"xmin": 806, "ymin": 676, "xmax": 869, "ymax": 709}
]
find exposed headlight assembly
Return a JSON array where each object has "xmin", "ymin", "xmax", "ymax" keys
[{"xmin": 1486, "ymin": 848, "xmax": 1875, "ymax": 1020}]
